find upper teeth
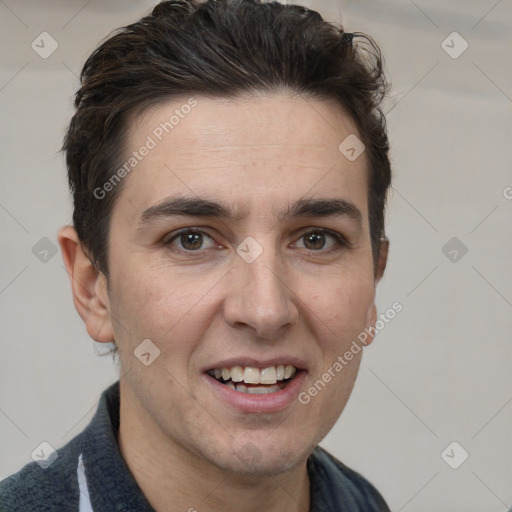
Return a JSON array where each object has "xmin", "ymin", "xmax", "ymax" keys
[{"xmin": 211, "ymin": 365, "xmax": 297, "ymax": 385}]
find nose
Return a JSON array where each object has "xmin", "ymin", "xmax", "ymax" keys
[{"xmin": 223, "ymin": 248, "xmax": 299, "ymax": 340}]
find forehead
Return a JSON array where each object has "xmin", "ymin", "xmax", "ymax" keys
[{"xmin": 115, "ymin": 93, "xmax": 369, "ymax": 222}]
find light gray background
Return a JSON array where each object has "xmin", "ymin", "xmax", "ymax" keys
[{"xmin": 1, "ymin": 1, "xmax": 511, "ymax": 511}]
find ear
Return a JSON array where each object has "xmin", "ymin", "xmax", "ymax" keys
[
  {"xmin": 364, "ymin": 238, "xmax": 390, "ymax": 346},
  {"xmin": 57, "ymin": 226, "xmax": 114, "ymax": 343},
  {"xmin": 374, "ymin": 237, "xmax": 389, "ymax": 284}
]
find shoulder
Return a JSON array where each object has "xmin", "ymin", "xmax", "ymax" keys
[
  {"xmin": 308, "ymin": 445, "xmax": 390, "ymax": 512},
  {"xmin": 0, "ymin": 436, "xmax": 82, "ymax": 512}
]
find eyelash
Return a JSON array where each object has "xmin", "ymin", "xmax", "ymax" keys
[{"xmin": 162, "ymin": 228, "xmax": 350, "ymax": 256}]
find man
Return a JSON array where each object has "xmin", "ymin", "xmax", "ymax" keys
[{"xmin": 0, "ymin": 0, "xmax": 392, "ymax": 510}]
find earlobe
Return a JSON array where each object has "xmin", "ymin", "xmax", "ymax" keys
[
  {"xmin": 363, "ymin": 303, "xmax": 378, "ymax": 347},
  {"xmin": 365, "ymin": 238, "xmax": 389, "ymax": 346},
  {"xmin": 375, "ymin": 237, "xmax": 389, "ymax": 283},
  {"xmin": 57, "ymin": 226, "xmax": 115, "ymax": 343}
]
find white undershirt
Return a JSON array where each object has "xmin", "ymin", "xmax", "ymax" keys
[{"xmin": 77, "ymin": 453, "xmax": 94, "ymax": 512}]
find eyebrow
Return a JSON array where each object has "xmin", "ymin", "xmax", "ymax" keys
[{"xmin": 137, "ymin": 196, "xmax": 362, "ymax": 228}]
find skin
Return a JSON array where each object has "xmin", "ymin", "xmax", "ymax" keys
[{"xmin": 59, "ymin": 92, "xmax": 388, "ymax": 512}]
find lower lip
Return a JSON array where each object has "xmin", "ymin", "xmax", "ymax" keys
[{"xmin": 203, "ymin": 371, "xmax": 308, "ymax": 414}]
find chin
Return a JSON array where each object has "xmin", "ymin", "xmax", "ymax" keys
[
  {"xmin": 218, "ymin": 455, "xmax": 300, "ymax": 478},
  {"xmin": 202, "ymin": 436, "xmax": 314, "ymax": 478}
]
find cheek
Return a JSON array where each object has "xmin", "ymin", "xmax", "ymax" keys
[
  {"xmin": 306, "ymin": 271, "xmax": 375, "ymax": 345},
  {"xmin": 109, "ymin": 264, "xmax": 220, "ymax": 352},
  {"xmin": 108, "ymin": 269, "xmax": 173, "ymax": 346}
]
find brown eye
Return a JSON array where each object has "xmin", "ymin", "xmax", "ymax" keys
[
  {"xmin": 303, "ymin": 232, "xmax": 326, "ymax": 250},
  {"xmin": 295, "ymin": 229, "xmax": 348, "ymax": 253},
  {"xmin": 180, "ymin": 232, "xmax": 204, "ymax": 250},
  {"xmin": 164, "ymin": 229, "xmax": 217, "ymax": 252}
]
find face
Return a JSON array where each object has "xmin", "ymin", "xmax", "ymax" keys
[{"xmin": 102, "ymin": 92, "xmax": 382, "ymax": 476}]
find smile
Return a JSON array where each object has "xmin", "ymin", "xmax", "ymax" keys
[{"xmin": 207, "ymin": 365, "xmax": 298, "ymax": 394}]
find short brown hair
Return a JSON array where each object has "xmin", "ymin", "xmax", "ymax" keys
[{"xmin": 63, "ymin": 0, "xmax": 391, "ymax": 277}]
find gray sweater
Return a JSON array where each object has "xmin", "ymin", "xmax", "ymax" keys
[{"xmin": 0, "ymin": 380, "xmax": 390, "ymax": 511}]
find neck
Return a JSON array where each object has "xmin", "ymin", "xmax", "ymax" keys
[{"xmin": 117, "ymin": 381, "xmax": 310, "ymax": 512}]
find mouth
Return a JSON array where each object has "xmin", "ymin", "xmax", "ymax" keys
[{"xmin": 207, "ymin": 364, "xmax": 298, "ymax": 395}]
